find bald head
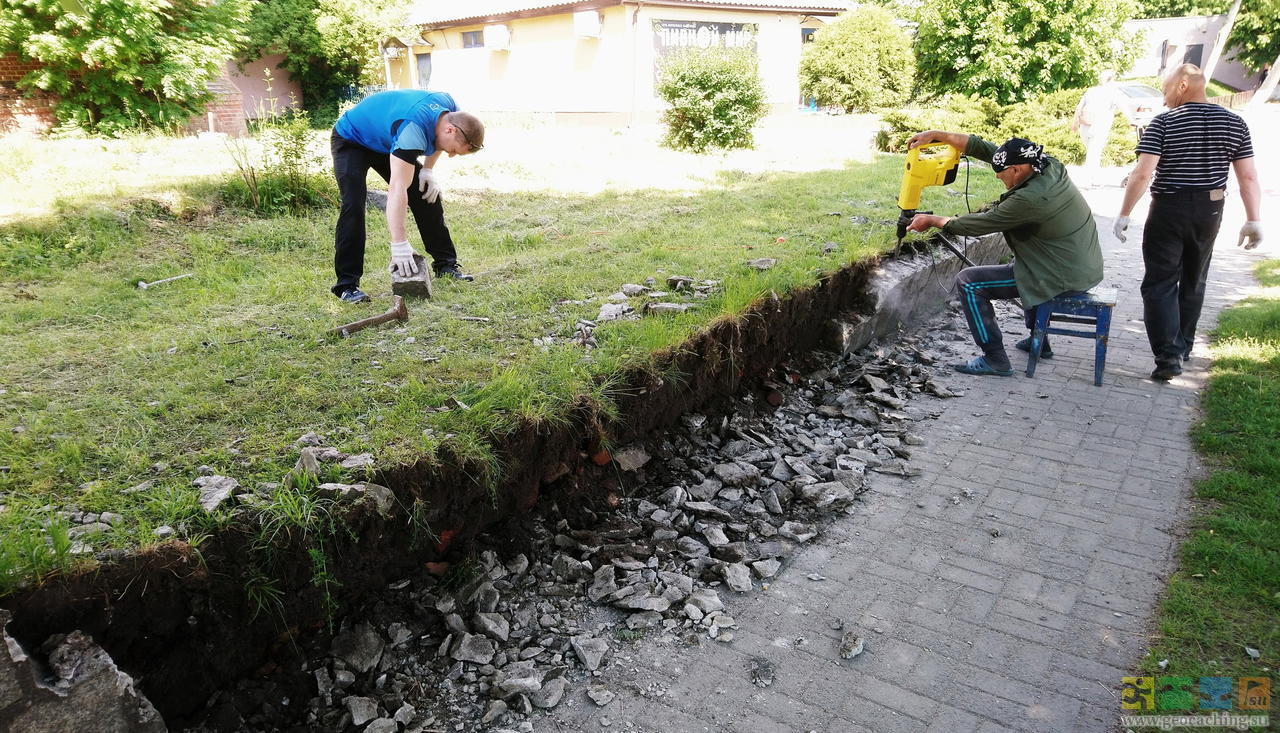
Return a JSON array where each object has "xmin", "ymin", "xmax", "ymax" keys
[{"xmin": 1162, "ymin": 64, "xmax": 1209, "ymax": 107}]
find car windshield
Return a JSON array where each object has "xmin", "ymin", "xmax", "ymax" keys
[{"xmin": 1121, "ymin": 85, "xmax": 1161, "ymax": 98}]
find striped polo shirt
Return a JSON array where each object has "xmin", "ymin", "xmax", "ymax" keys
[{"xmin": 1136, "ymin": 102, "xmax": 1253, "ymax": 195}]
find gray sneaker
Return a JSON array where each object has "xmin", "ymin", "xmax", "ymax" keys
[{"xmin": 338, "ymin": 288, "xmax": 371, "ymax": 303}]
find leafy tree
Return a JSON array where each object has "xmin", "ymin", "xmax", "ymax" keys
[
  {"xmin": 914, "ymin": 0, "xmax": 1140, "ymax": 104},
  {"xmin": 798, "ymin": 7, "xmax": 915, "ymax": 112},
  {"xmin": 1131, "ymin": 0, "xmax": 1278, "ymax": 76},
  {"xmin": 243, "ymin": 0, "xmax": 412, "ymax": 121},
  {"xmin": 0, "ymin": 0, "xmax": 250, "ymax": 135},
  {"xmin": 656, "ymin": 47, "xmax": 766, "ymax": 153}
]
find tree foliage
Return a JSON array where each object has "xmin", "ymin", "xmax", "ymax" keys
[
  {"xmin": 656, "ymin": 47, "xmax": 766, "ymax": 154},
  {"xmin": 914, "ymin": 0, "xmax": 1140, "ymax": 104},
  {"xmin": 1137, "ymin": 0, "xmax": 1279, "ymax": 73},
  {"xmin": 243, "ymin": 0, "xmax": 411, "ymax": 120},
  {"xmin": 798, "ymin": 7, "xmax": 915, "ymax": 112},
  {"xmin": 0, "ymin": 0, "xmax": 249, "ymax": 135},
  {"xmin": 879, "ymin": 90, "xmax": 1136, "ymax": 167}
]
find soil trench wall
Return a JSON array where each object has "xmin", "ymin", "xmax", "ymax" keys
[{"xmin": 0, "ymin": 234, "xmax": 1006, "ymax": 728}]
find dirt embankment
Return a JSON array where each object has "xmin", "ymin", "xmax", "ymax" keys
[{"xmin": 1, "ymin": 238, "xmax": 998, "ymax": 728}]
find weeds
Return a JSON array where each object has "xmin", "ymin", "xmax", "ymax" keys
[
  {"xmin": 438, "ymin": 556, "xmax": 482, "ymax": 592},
  {"xmin": 407, "ymin": 499, "xmax": 438, "ymax": 551},
  {"xmin": 223, "ymin": 80, "xmax": 331, "ymax": 216},
  {"xmin": 244, "ymin": 566, "xmax": 286, "ymax": 622},
  {"xmin": 309, "ymin": 546, "xmax": 342, "ymax": 629}
]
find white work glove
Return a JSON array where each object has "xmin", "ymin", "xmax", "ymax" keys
[
  {"xmin": 1238, "ymin": 221, "xmax": 1263, "ymax": 250},
  {"xmin": 417, "ymin": 168, "xmax": 440, "ymax": 204},
  {"xmin": 1113, "ymin": 216, "xmax": 1130, "ymax": 243},
  {"xmin": 389, "ymin": 240, "xmax": 420, "ymax": 277}
]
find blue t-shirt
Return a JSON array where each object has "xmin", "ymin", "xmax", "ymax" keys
[{"xmin": 334, "ymin": 90, "xmax": 458, "ymax": 162}]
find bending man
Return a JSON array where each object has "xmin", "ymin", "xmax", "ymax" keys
[
  {"xmin": 906, "ymin": 132, "xmax": 1104, "ymax": 377},
  {"xmin": 1114, "ymin": 64, "xmax": 1261, "ymax": 381},
  {"xmin": 330, "ymin": 89, "xmax": 484, "ymax": 303}
]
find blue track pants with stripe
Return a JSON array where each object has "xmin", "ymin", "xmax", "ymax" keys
[{"xmin": 954, "ymin": 264, "xmax": 1030, "ymax": 369}]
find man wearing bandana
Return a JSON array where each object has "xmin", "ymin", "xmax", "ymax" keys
[{"xmin": 905, "ymin": 132, "xmax": 1104, "ymax": 377}]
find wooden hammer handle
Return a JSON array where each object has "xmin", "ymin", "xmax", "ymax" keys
[{"xmin": 332, "ymin": 296, "xmax": 409, "ymax": 337}]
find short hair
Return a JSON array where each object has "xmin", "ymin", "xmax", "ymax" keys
[
  {"xmin": 448, "ymin": 111, "xmax": 484, "ymax": 148},
  {"xmin": 1165, "ymin": 63, "xmax": 1206, "ymax": 92}
]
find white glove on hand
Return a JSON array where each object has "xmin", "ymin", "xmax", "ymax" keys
[
  {"xmin": 1238, "ymin": 221, "xmax": 1263, "ymax": 250},
  {"xmin": 389, "ymin": 240, "xmax": 420, "ymax": 277},
  {"xmin": 417, "ymin": 168, "xmax": 440, "ymax": 204},
  {"xmin": 1113, "ymin": 216, "xmax": 1130, "ymax": 243}
]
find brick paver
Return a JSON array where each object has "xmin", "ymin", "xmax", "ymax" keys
[{"xmin": 544, "ymin": 110, "xmax": 1277, "ymax": 732}]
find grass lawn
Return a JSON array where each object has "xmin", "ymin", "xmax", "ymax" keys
[
  {"xmin": 1133, "ymin": 259, "xmax": 1280, "ymax": 718},
  {"xmin": 0, "ymin": 117, "xmax": 1003, "ymax": 591}
]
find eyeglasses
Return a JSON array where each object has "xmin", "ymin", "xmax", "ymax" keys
[{"xmin": 455, "ymin": 125, "xmax": 482, "ymax": 152}]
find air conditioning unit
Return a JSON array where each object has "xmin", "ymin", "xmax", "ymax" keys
[
  {"xmin": 574, "ymin": 10, "xmax": 602, "ymax": 38},
  {"xmin": 486, "ymin": 24, "xmax": 511, "ymax": 50}
]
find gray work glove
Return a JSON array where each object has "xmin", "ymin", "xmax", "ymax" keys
[
  {"xmin": 1113, "ymin": 216, "xmax": 1130, "ymax": 243},
  {"xmin": 417, "ymin": 168, "xmax": 440, "ymax": 204},
  {"xmin": 1238, "ymin": 221, "xmax": 1263, "ymax": 250},
  {"xmin": 389, "ymin": 240, "xmax": 420, "ymax": 277}
]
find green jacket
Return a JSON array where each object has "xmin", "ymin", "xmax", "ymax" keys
[{"xmin": 941, "ymin": 135, "xmax": 1103, "ymax": 307}]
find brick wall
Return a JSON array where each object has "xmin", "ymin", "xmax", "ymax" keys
[
  {"xmin": 184, "ymin": 78, "xmax": 248, "ymax": 136},
  {"xmin": 0, "ymin": 54, "xmax": 250, "ymax": 137},
  {"xmin": 0, "ymin": 55, "xmax": 56, "ymax": 134}
]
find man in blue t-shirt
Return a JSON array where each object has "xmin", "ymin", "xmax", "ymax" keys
[{"xmin": 330, "ymin": 89, "xmax": 485, "ymax": 302}]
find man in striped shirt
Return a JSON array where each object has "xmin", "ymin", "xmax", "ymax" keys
[{"xmin": 1115, "ymin": 64, "xmax": 1262, "ymax": 381}]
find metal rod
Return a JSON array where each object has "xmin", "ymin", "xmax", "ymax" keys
[{"xmin": 137, "ymin": 273, "xmax": 193, "ymax": 290}]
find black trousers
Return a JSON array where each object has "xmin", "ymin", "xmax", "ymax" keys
[
  {"xmin": 331, "ymin": 130, "xmax": 458, "ymax": 295},
  {"xmin": 955, "ymin": 264, "xmax": 1033, "ymax": 366},
  {"xmin": 1140, "ymin": 192, "xmax": 1224, "ymax": 366}
]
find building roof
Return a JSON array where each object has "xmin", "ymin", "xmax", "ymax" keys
[{"xmin": 410, "ymin": 0, "xmax": 852, "ymax": 27}]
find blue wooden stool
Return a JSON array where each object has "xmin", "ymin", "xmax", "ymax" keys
[{"xmin": 1025, "ymin": 288, "xmax": 1117, "ymax": 386}]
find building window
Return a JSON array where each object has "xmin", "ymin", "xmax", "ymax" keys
[
  {"xmin": 1183, "ymin": 43, "xmax": 1203, "ymax": 67},
  {"xmin": 416, "ymin": 53, "xmax": 432, "ymax": 88},
  {"xmin": 801, "ymin": 28, "xmax": 816, "ymax": 43},
  {"xmin": 462, "ymin": 30, "xmax": 483, "ymax": 48}
]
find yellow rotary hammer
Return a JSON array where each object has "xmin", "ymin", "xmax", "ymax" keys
[{"xmin": 895, "ymin": 142, "xmax": 961, "ymax": 252}]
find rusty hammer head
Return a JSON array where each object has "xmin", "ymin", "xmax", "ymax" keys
[{"xmin": 388, "ymin": 295, "xmax": 408, "ymax": 322}]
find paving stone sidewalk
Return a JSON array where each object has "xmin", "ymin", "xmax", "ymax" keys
[{"xmin": 540, "ymin": 172, "xmax": 1272, "ymax": 732}]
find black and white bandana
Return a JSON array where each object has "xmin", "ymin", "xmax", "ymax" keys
[{"xmin": 990, "ymin": 138, "xmax": 1047, "ymax": 173}]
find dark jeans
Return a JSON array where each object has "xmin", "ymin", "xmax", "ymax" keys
[
  {"xmin": 1140, "ymin": 192, "xmax": 1224, "ymax": 366},
  {"xmin": 954, "ymin": 264, "xmax": 1032, "ymax": 368},
  {"xmin": 331, "ymin": 130, "xmax": 458, "ymax": 295}
]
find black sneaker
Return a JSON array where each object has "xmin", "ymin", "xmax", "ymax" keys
[
  {"xmin": 1015, "ymin": 336, "xmax": 1053, "ymax": 359},
  {"xmin": 338, "ymin": 288, "xmax": 371, "ymax": 303},
  {"xmin": 433, "ymin": 262, "xmax": 474, "ymax": 281},
  {"xmin": 1151, "ymin": 362, "xmax": 1182, "ymax": 381}
]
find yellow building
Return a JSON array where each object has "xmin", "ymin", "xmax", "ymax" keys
[{"xmin": 385, "ymin": 0, "xmax": 852, "ymax": 124}]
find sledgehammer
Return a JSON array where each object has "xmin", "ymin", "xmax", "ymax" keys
[{"xmin": 332, "ymin": 296, "xmax": 409, "ymax": 338}]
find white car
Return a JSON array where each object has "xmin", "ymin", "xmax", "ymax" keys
[{"xmin": 1117, "ymin": 84, "xmax": 1166, "ymax": 133}]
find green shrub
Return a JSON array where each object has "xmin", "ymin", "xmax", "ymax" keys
[
  {"xmin": 656, "ymin": 47, "xmax": 766, "ymax": 154},
  {"xmin": 223, "ymin": 109, "xmax": 333, "ymax": 216},
  {"xmin": 878, "ymin": 89, "xmax": 1136, "ymax": 167},
  {"xmin": 799, "ymin": 7, "xmax": 915, "ymax": 113},
  {"xmin": 876, "ymin": 95, "xmax": 1001, "ymax": 153}
]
